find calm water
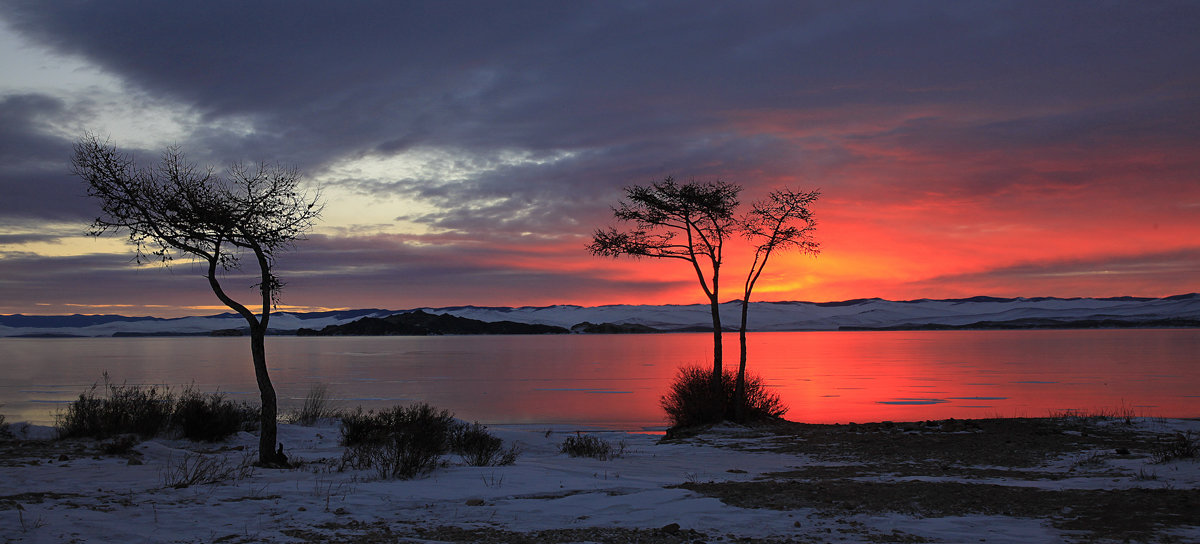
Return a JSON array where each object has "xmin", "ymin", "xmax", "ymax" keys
[{"xmin": 2, "ymin": 330, "xmax": 1198, "ymax": 429}]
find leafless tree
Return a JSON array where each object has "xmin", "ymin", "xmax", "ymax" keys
[
  {"xmin": 587, "ymin": 177, "xmax": 741, "ymax": 391},
  {"xmin": 71, "ymin": 134, "xmax": 323, "ymax": 467},
  {"xmin": 734, "ymin": 188, "xmax": 819, "ymax": 420}
]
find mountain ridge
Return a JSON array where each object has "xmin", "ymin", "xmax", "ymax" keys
[{"xmin": 2, "ymin": 294, "xmax": 1198, "ymax": 337}]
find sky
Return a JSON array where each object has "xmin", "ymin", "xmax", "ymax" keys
[{"xmin": 1, "ymin": 1, "xmax": 1199, "ymax": 317}]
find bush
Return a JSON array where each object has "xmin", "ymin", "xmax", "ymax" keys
[
  {"xmin": 172, "ymin": 389, "xmax": 259, "ymax": 442},
  {"xmin": 559, "ymin": 433, "xmax": 624, "ymax": 460},
  {"xmin": 340, "ymin": 405, "xmax": 519, "ymax": 478},
  {"xmin": 339, "ymin": 404, "xmax": 457, "ymax": 479},
  {"xmin": 340, "ymin": 404, "xmax": 454, "ymax": 446},
  {"xmin": 660, "ymin": 365, "xmax": 787, "ymax": 429},
  {"xmin": 0, "ymin": 411, "xmax": 10, "ymax": 440},
  {"xmin": 341, "ymin": 431, "xmax": 447, "ymax": 480},
  {"xmin": 56, "ymin": 379, "xmax": 174, "ymax": 439},
  {"xmin": 451, "ymin": 422, "xmax": 520, "ymax": 466},
  {"xmin": 56, "ymin": 376, "xmax": 258, "ymax": 442}
]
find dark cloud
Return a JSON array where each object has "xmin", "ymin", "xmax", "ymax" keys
[
  {"xmin": 905, "ymin": 248, "xmax": 1200, "ymax": 298},
  {"xmin": 0, "ymin": 94, "xmax": 94, "ymax": 221},
  {"xmin": 2, "ymin": 1, "xmax": 1199, "ymax": 311},
  {"xmin": 0, "ymin": 233, "xmax": 688, "ymax": 316}
]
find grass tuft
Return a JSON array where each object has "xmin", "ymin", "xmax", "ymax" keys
[
  {"xmin": 99, "ymin": 434, "xmax": 140, "ymax": 455},
  {"xmin": 161, "ymin": 452, "xmax": 254, "ymax": 488},
  {"xmin": 1153, "ymin": 431, "xmax": 1198, "ymax": 463},
  {"xmin": 289, "ymin": 383, "xmax": 338, "ymax": 426},
  {"xmin": 559, "ymin": 433, "xmax": 625, "ymax": 460}
]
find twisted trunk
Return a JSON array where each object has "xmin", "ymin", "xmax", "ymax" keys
[
  {"xmin": 206, "ymin": 244, "xmax": 285, "ymax": 467},
  {"xmin": 249, "ymin": 325, "xmax": 280, "ymax": 466}
]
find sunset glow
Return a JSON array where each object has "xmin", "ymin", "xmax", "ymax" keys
[{"xmin": 1, "ymin": 3, "xmax": 1198, "ymax": 316}]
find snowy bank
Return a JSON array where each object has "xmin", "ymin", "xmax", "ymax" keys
[{"xmin": 2, "ymin": 417, "xmax": 1198, "ymax": 543}]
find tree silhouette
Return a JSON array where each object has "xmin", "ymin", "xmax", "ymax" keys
[
  {"xmin": 588, "ymin": 177, "xmax": 741, "ymax": 390},
  {"xmin": 734, "ymin": 188, "xmax": 819, "ymax": 420},
  {"xmin": 72, "ymin": 135, "xmax": 322, "ymax": 467}
]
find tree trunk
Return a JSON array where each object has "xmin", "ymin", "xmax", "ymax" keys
[
  {"xmin": 708, "ymin": 294, "xmax": 725, "ymax": 417},
  {"xmin": 249, "ymin": 325, "xmax": 282, "ymax": 466},
  {"xmin": 710, "ymin": 296, "xmax": 724, "ymax": 378},
  {"xmin": 734, "ymin": 296, "xmax": 750, "ymax": 422}
]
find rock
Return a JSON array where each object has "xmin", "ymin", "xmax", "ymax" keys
[
  {"xmin": 465, "ymin": 499, "xmax": 485, "ymax": 506},
  {"xmin": 127, "ymin": 457, "xmax": 143, "ymax": 466},
  {"xmin": 660, "ymin": 523, "xmax": 680, "ymax": 533}
]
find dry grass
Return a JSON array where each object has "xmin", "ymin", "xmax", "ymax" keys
[{"xmin": 673, "ymin": 417, "xmax": 1200, "ymax": 542}]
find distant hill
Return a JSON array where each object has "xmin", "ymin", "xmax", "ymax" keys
[
  {"xmin": 2, "ymin": 294, "xmax": 1199, "ymax": 337},
  {"xmin": 296, "ymin": 310, "xmax": 568, "ymax": 336}
]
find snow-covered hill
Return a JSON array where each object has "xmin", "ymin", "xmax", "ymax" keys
[{"xmin": 3, "ymin": 294, "xmax": 1199, "ymax": 337}]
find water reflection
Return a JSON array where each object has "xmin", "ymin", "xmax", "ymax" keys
[{"xmin": 1, "ymin": 329, "xmax": 1198, "ymax": 428}]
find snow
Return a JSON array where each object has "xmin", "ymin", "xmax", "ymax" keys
[
  {"xmin": 2, "ymin": 419, "xmax": 1198, "ymax": 543},
  {"xmin": 3, "ymin": 295, "xmax": 1199, "ymax": 337}
]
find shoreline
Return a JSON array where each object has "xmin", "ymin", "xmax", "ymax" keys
[{"xmin": 2, "ymin": 415, "xmax": 1198, "ymax": 543}]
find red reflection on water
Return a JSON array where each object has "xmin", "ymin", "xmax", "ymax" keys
[
  {"xmin": 364, "ymin": 330, "xmax": 1200, "ymax": 428},
  {"xmin": 3, "ymin": 330, "xmax": 1199, "ymax": 428},
  {"xmin": 744, "ymin": 329, "xmax": 1200, "ymax": 424}
]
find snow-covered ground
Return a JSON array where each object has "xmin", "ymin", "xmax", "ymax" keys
[
  {"xmin": 4, "ymin": 294, "xmax": 1200, "ymax": 337},
  {"xmin": 2, "ymin": 418, "xmax": 1198, "ymax": 543}
]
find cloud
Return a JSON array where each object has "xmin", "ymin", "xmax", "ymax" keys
[
  {"xmin": 0, "ymin": 94, "xmax": 92, "ymax": 221},
  {"xmin": 1, "ymin": 1, "xmax": 1199, "ymax": 313},
  {"xmin": 0, "ymin": 232, "xmax": 694, "ymax": 316},
  {"xmin": 900, "ymin": 248, "xmax": 1200, "ymax": 299}
]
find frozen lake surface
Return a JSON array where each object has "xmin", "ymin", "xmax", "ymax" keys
[{"xmin": 2, "ymin": 329, "xmax": 1198, "ymax": 428}]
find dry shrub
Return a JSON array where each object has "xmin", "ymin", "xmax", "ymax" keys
[
  {"xmin": 162, "ymin": 452, "xmax": 254, "ymax": 488},
  {"xmin": 559, "ymin": 433, "xmax": 625, "ymax": 460},
  {"xmin": 661, "ymin": 365, "xmax": 786, "ymax": 429},
  {"xmin": 56, "ymin": 375, "xmax": 257, "ymax": 442},
  {"xmin": 56, "ymin": 378, "xmax": 174, "ymax": 439},
  {"xmin": 172, "ymin": 389, "xmax": 258, "ymax": 442},
  {"xmin": 339, "ymin": 404, "xmax": 456, "ymax": 479},
  {"xmin": 340, "ymin": 405, "xmax": 518, "ymax": 478},
  {"xmin": 452, "ymin": 422, "xmax": 520, "ymax": 466}
]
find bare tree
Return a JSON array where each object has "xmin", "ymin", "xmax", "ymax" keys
[
  {"xmin": 587, "ymin": 177, "xmax": 741, "ymax": 391},
  {"xmin": 734, "ymin": 188, "xmax": 819, "ymax": 420},
  {"xmin": 72, "ymin": 135, "xmax": 322, "ymax": 467}
]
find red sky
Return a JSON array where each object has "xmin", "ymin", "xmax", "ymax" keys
[{"xmin": 1, "ymin": 3, "xmax": 1198, "ymax": 316}]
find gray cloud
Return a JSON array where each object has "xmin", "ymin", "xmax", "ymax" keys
[
  {"xmin": 2, "ymin": 1, "xmax": 1199, "ymax": 311},
  {"xmin": 0, "ymin": 233, "xmax": 687, "ymax": 315}
]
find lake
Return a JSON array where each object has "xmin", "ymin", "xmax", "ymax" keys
[{"xmin": 2, "ymin": 329, "xmax": 1198, "ymax": 430}]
